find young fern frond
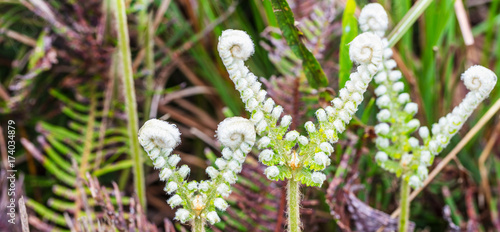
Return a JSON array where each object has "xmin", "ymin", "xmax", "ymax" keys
[
  {"xmin": 218, "ymin": 29, "xmax": 383, "ymax": 231},
  {"xmin": 359, "ymin": 3, "xmax": 498, "ymax": 231},
  {"xmin": 138, "ymin": 117, "xmax": 256, "ymax": 230}
]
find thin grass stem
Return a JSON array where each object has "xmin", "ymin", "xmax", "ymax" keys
[
  {"xmin": 112, "ymin": 0, "xmax": 147, "ymax": 209},
  {"xmin": 387, "ymin": 0, "xmax": 434, "ymax": 48}
]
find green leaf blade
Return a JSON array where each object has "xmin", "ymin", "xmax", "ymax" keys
[{"xmin": 270, "ymin": 0, "xmax": 328, "ymax": 88}]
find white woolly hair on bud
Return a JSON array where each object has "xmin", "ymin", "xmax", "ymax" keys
[
  {"xmin": 138, "ymin": 119, "xmax": 181, "ymax": 152},
  {"xmin": 217, "ymin": 29, "xmax": 254, "ymax": 61},
  {"xmin": 349, "ymin": 32, "xmax": 383, "ymax": 72},
  {"xmin": 461, "ymin": 65, "xmax": 497, "ymax": 97},
  {"xmin": 216, "ymin": 117, "xmax": 256, "ymax": 151},
  {"xmin": 358, "ymin": 3, "xmax": 389, "ymax": 36}
]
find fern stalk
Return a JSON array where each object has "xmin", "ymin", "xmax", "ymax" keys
[
  {"xmin": 399, "ymin": 178, "xmax": 410, "ymax": 232},
  {"xmin": 138, "ymin": 0, "xmax": 155, "ymax": 119},
  {"xmin": 287, "ymin": 178, "xmax": 301, "ymax": 232},
  {"xmin": 112, "ymin": 0, "xmax": 146, "ymax": 208},
  {"xmin": 192, "ymin": 218, "xmax": 206, "ymax": 232}
]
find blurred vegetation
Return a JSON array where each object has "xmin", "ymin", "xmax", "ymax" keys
[{"xmin": 0, "ymin": 0, "xmax": 499, "ymax": 231}]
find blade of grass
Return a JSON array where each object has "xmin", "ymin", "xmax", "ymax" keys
[
  {"xmin": 269, "ymin": 0, "xmax": 328, "ymax": 88},
  {"xmin": 387, "ymin": 0, "xmax": 434, "ymax": 48},
  {"xmin": 111, "ymin": 0, "xmax": 146, "ymax": 209},
  {"xmin": 338, "ymin": 0, "xmax": 357, "ymax": 89}
]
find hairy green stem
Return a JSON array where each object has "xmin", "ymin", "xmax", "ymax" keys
[
  {"xmin": 192, "ymin": 217, "xmax": 206, "ymax": 232},
  {"xmin": 113, "ymin": 0, "xmax": 146, "ymax": 208},
  {"xmin": 387, "ymin": 0, "xmax": 434, "ymax": 48},
  {"xmin": 287, "ymin": 178, "xmax": 301, "ymax": 232},
  {"xmin": 399, "ymin": 178, "xmax": 410, "ymax": 232}
]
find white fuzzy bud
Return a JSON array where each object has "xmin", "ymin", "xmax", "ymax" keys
[
  {"xmin": 232, "ymin": 149, "xmax": 246, "ymax": 163},
  {"xmin": 409, "ymin": 175, "xmax": 422, "ymax": 189},
  {"xmin": 271, "ymin": 106, "xmax": 283, "ymax": 119},
  {"xmin": 376, "ymin": 95, "xmax": 391, "ymax": 108},
  {"xmin": 316, "ymin": 109, "xmax": 327, "ymax": 122},
  {"xmin": 206, "ymin": 166, "xmax": 219, "ymax": 179},
  {"xmin": 404, "ymin": 102, "xmax": 418, "ymax": 115},
  {"xmin": 298, "ymin": 136, "xmax": 308, "ymax": 146},
  {"xmin": 241, "ymin": 89, "xmax": 254, "ymax": 102},
  {"xmin": 159, "ymin": 168, "xmax": 173, "ymax": 181},
  {"xmin": 251, "ymin": 110, "xmax": 264, "ymax": 124},
  {"xmin": 280, "ymin": 115, "xmax": 292, "ymax": 127},
  {"xmin": 258, "ymin": 136, "xmax": 271, "ymax": 148},
  {"xmin": 199, "ymin": 181, "xmax": 209, "ymax": 192},
  {"xmin": 408, "ymin": 137, "xmax": 419, "ymax": 148},
  {"xmin": 377, "ymin": 109, "xmax": 391, "ymax": 122},
  {"xmin": 226, "ymin": 160, "xmax": 241, "ymax": 172},
  {"xmin": 333, "ymin": 119, "xmax": 345, "ymax": 132},
  {"xmin": 207, "ymin": 211, "xmax": 221, "ymax": 225},
  {"xmin": 374, "ymin": 123, "xmax": 390, "ymax": 136},
  {"xmin": 344, "ymin": 101, "xmax": 357, "ymax": 115},
  {"xmin": 187, "ymin": 181, "xmax": 198, "ymax": 191},
  {"xmin": 167, "ymin": 194, "xmax": 183, "ymax": 208},
  {"xmin": 314, "ymin": 152, "xmax": 330, "ymax": 166},
  {"xmin": 214, "ymin": 198, "xmax": 229, "ymax": 211},
  {"xmin": 221, "ymin": 148, "xmax": 233, "ymax": 160},
  {"xmin": 418, "ymin": 165, "xmax": 428, "ymax": 180},
  {"xmin": 178, "ymin": 165, "xmax": 190, "ymax": 179},
  {"xmin": 174, "ymin": 209, "xmax": 191, "ymax": 223},
  {"xmin": 428, "ymin": 140, "xmax": 439, "ymax": 154},
  {"xmin": 215, "ymin": 158, "xmax": 227, "ymax": 170},
  {"xmin": 263, "ymin": 98, "xmax": 275, "ymax": 113},
  {"xmin": 246, "ymin": 98, "xmax": 258, "ymax": 112},
  {"xmin": 349, "ymin": 32, "xmax": 383, "ymax": 74},
  {"xmin": 256, "ymin": 120, "xmax": 268, "ymax": 134},
  {"xmin": 311, "ymin": 172, "xmax": 326, "ymax": 185},
  {"xmin": 351, "ymin": 92, "xmax": 363, "ymax": 104},
  {"xmin": 374, "ymin": 72, "xmax": 387, "ymax": 84},
  {"xmin": 218, "ymin": 29, "xmax": 255, "ymax": 61},
  {"xmin": 461, "ymin": 65, "xmax": 497, "ymax": 97},
  {"xmin": 374, "ymin": 85, "xmax": 387, "ymax": 96},
  {"xmin": 305, "ymin": 121, "xmax": 316, "ymax": 133},
  {"xmin": 359, "ymin": 3, "xmax": 389, "ymax": 36},
  {"xmin": 420, "ymin": 150, "xmax": 431, "ymax": 166},
  {"xmin": 223, "ymin": 171, "xmax": 237, "ymax": 184},
  {"xmin": 139, "ymin": 119, "xmax": 181, "ymax": 152},
  {"xmin": 392, "ymin": 82, "xmax": 404, "ymax": 92},
  {"xmin": 398, "ymin": 93, "xmax": 410, "ymax": 104},
  {"xmin": 325, "ymin": 106, "xmax": 336, "ymax": 118},
  {"xmin": 153, "ymin": 157, "xmax": 166, "ymax": 169},
  {"xmin": 265, "ymin": 166, "xmax": 279, "ymax": 179},
  {"xmin": 217, "ymin": 117, "xmax": 256, "ymax": 151},
  {"xmin": 376, "ymin": 137, "xmax": 390, "ymax": 148},
  {"xmin": 407, "ymin": 119, "xmax": 420, "ymax": 130},
  {"xmin": 217, "ymin": 183, "xmax": 231, "ymax": 197},
  {"xmin": 375, "ymin": 151, "xmax": 388, "ymax": 162},
  {"xmin": 332, "ymin": 98, "xmax": 344, "ymax": 109},
  {"xmin": 256, "ymin": 90, "xmax": 267, "ymax": 103},
  {"xmin": 168, "ymin": 155, "xmax": 181, "ymax": 167},
  {"xmin": 285, "ymin": 130, "xmax": 300, "ymax": 141},
  {"xmin": 320, "ymin": 142, "xmax": 334, "ymax": 153},
  {"xmin": 325, "ymin": 129, "xmax": 338, "ymax": 143},
  {"xmin": 250, "ymin": 82, "xmax": 262, "ymax": 94},
  {"xmin": 259, "ymin": 149, "xmax": 274, "ymax": 162},
  {"xmin": 389, "ymin": 70, "xmax": 402, "ymax": 81},
  {"xmin": 165, "ymin": 182, "xmax": 178, "ymax": 194}
]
